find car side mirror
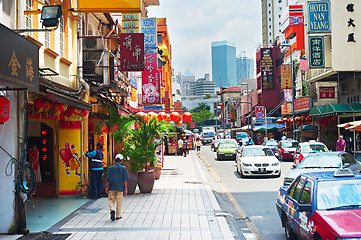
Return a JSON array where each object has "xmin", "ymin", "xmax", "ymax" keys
[
  {"xmin": 292, "ymin": 164, "xmax": 297, "ymax": 169},
  {"xmin": 298, "ymin": 203, "xmax": 312, "ymax": 212},
  {"xmin": 343, "ymin": 163, "xmax": 351, "ymax": 168}
]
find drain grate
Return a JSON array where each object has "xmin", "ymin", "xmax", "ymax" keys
[
  {"xmin": 18, "ymin": 233, "xmax": 71, "ymax": 240},
  {"xmin": 75, "ymin": 208, "xmax": 100, "ymax": 214},
  {"xmin": 184, "ymin": 181, "xmax": 203, "ymax": 184}
]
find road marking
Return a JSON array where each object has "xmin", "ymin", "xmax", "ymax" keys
[{"xmin": 199, "ymin": 152, "xmax": 262, "ymax": 240}]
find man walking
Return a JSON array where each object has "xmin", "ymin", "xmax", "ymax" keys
[
  {"xmin": 178, "ymin": 137, "xmax": 183, "ymax": 155},
  {"xmin": 106, "ymin": 154, "xmax": 129, "ymax": 221},
  {"xmin": 336, "ymin": 135, "xmax": 346, "ymax": 152},
  {"xmin": 86, "ymin": 142, "xmax": 104, "ymax": 199}
]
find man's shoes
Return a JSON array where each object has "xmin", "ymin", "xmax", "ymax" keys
[
  {"xmin": 110, "ymin": 211, "xmax": 115, "ymax": 221},
  {"xmin": 115, "ymin": 217, "xmax": 122, "ymax": 220}
]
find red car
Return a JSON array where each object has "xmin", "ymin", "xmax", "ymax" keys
[
  {"xmin": 275, "ymin": 140, "xmax": 299, "ymax": 161},
  {"xmin": 294, "ymin": 141, "xmax": 329, "ymax": 165},
  {"xmin": 276, "ymin": 169, "xmax": 361, "ymax": 240}
]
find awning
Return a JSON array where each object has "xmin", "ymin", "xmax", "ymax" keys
[
  {"xmin": 183, "ymin": 129, "xmax": 194, "ymax": 135},
  {"xmin": 294, "ymin": 125, "xmax": 319, "ymax": 132},
  {"xmin": 309, "ymin": 103, "xmax": 361, "ymax": 116},
  {"xmin": 254, "ymin": 123, "xmax": 285, "ymax": 131},
  {"xmin": 241, "ymin": 125, "xmax": 252, "ymax": 130},
  {"xmin": 338, "ymin": 120, "xmax": 361, "ymax": 128}
]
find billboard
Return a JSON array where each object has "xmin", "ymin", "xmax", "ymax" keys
[
  {"xmin": 307, "ymin": 1, "xmax": 330, "ymax": 33},
  {"xmin": 142, "ymin": 54, "xmax": 161, "ymax": 104},
  {"xmin": 140, "ymin": 18, "xmax": 157, "ymax": 54},
  {"xmin": 77, "ymin": 0, "xmax": 141, "ymax": 13},
  {"xmin": 119, "ymin": 33, "xmax": 145, "ymax": 71},
  {"xmin": 261, "ymin": 48, "xmax": 274, "ymax": 89}
]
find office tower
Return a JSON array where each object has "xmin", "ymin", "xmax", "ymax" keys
[{"xmin": 236, "ymin": 55, "xmax": 255, "ymax": 85}]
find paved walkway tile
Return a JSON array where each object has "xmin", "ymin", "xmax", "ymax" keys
[{"xmin": 48, "ymin": 151, "xmax": 235, "ymax": 240}]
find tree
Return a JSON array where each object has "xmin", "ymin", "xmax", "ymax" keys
[{"xmin": 190, "ymin": 103, "xmax": 215, "ymax": 126}]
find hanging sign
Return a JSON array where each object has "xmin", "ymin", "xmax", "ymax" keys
[
  {"xmin": 281, "ymin": 65, "xmax": 292, "ymax": 89},
  {"xmin": 142, "ymin": 54, "xmax": 161, "ymax": 104},
  {"xmin": 261, "ymin": 48, "xmax": 274, "ymax": 89},
  {"xmin": 255, "ymin": 106, "xmax": 266, "ymax": 118},
  {"xmin": 119, "ymin": 33, "xmax": 145, "ymax": 71},
  {"xmin": 307, "ymin": 1, "xmax": 331, "ymax": 33},
  {"xmin": 140, "ymin": 18, "xmax": 157, "ymax": 54},
  {"xmin": 309, "ymin": 36, "xmax": 325, "ymax": 68},
  {"xmin": 319, "ymin": 87, "xmax": 335, "ymax": 98},
  {"xmin": 0, "ymin": 96, "xmax": 10, "ymax": 124}
]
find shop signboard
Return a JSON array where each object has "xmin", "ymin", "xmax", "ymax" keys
[
  {"xmin": 309, "ymin": 36, "xmax": 325, "ymax": 68},
  {"xmin": 144, "ymin": 105, "xmax": 163, "ymax": 112},
  {"xmin": 294, "ymin": 96, "xmax": 311, "ymax": 112},
  {"xmin": 261, "ymin": 48, "xmax": 274, "ymax": 89},
  {"xmin": 58, "ymin": 121, "xmax": 82, "ymax": 195},
  {"xmin": 174, "ymin": 101, "xmax": 182, "ymax": 112},
  {"xmin": 319, "ymin": 87, "xmax": 335, "ymax": 98},
  {"xmin": 231, "ymin": 106, "xmax": 236, "ymax": 120},
  {"xmin": 142, "ymin": 54, "xmax": 161, "ymax": 104},
  {"xmin": 190, "ymin": 121, "xmax": 196, "ymax": 129},
  {"xmin": 281, "ymin": 65, "xmax": 292, "ymax": 89},
  {"xmin": 283, "ymin": 89, "xmax": 292, "ymax": 102},
  {"xmin": 281, "ymin": 102, "xmax": 292, "ymax": 115},
  {"xmin": 0, "ymin": 24, "xmax": 39, "ymax": 91},
  {"xmin": 140, "ymin": 18, "xmax": 157, "ymax": 54},
  {"xmin": 255, "ymin": 106, "xmax": 266, "ymax": 118},
  {"xmin": 307, "ymin": 1, "xmax": 331, "ymax": 33},
  {"xmin": 77, "ymin": 0, "xmax": 141, "ymax": 13},
  {"xmin": 119, "ymin": 33, "xmax": 145, "ymax": 71},
  {"xmin": 163, "ymin": 98, "xmax": 171, "ymax": 113}
]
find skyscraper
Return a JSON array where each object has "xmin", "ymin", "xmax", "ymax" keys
[
  {"xmin": 211, "ymin": 41, "xmax": 237, "ymax": 88},
  {"xmin": 261, "ymin": 0, "xmax": 287, "ymax": 46},
  {"xmin": 236, "ymin": 56, "xmax": 255, "ymax": 85}
]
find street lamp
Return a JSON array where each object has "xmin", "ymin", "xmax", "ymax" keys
[
  {"xmin": 280, "ymin": 43, "xmax": 296, "ymax": 140},
  {"xmin": 241, "ymin": 83, "xmax": 251, "ymax": 138}
]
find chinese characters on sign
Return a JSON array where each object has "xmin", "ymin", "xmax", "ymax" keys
[
  {"xmin": 142, "ymin": 54, "xmax": 161, "ymax": 104},
  {"xmin": 294, "ymin": 96, "xmax": 311, "ymax": 112},
  {"xmin": 261, "ymin": 48, "xmax": 274, "ymax": 89},
  {"xmin": 309, "ymin": 36, "xmax": 325, "ymax": 68},
  {"xmin": 119, "ymin": 33, "xmax": 145, "ymax": 71},
  {"xmin": 307, "ymin": 1, "xmax": 331, "ymax": 33},
  {"xmin": 346, "ymin": 3, "xmax": 356, "ymax": 42},
  {"xmin": 281, "ymin": 65, "xmax": 292, "ymax": 89},
  {"xmin": 319, "ymin": 87, "xmax": 335, "ymax": 98}
]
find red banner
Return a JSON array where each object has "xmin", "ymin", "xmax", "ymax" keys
[
  {"xmin": 164, "ymin": 98, "xmax": 171, "ymax": 113},
  {"xmin": 119, "ymin": 33, "xmax": 145, "ymax": 71},
  {"xmin": 142, "ymin": 54, "xmax": 161, "ymax": 104}
]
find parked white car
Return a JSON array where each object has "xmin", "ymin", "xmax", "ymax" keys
[{"xmin": 236, "ymin": 145, "xmax": 281, "ymax": 178}]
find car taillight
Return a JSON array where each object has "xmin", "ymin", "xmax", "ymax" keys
[{"xmin": 300, "ymin": 154, "xmax": 304, "ymax": 162}]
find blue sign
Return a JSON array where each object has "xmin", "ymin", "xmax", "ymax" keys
[
  {"xmin": 308, "ymin": 1, "xmax": 330, "ymax": 33},
  {"xmin": 144, "ymin": 105, "xmax": 163, "ymax": 112},
  {"xmin": 140, "ymin": 18, "xmax": 157, "ymax": 54}
]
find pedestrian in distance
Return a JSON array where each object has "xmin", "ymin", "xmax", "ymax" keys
[
  {"xmin": 196, "ymin": 138, "xmax": 201, "ymax": 153},
  {"xmin": 182, "ymin": 137, "xmax": 188, "ymax": 157},
  {"xmin": 237, "ymin": 141, "xmax": 243, "ymax": 152},
  {"xmin": 336, "ymin": 135, "xmax": 346, "ymax": 152},
  {"xmin": 106, "ymin": 154, "xmax": 129, "ymax": 221},
  {"xmin": 86, "ymin": 142, "xmax": 104, "ymax": 199},
  {"xmin": 177, "ymin": 137, "xmax": 183, "ymax": 155},
  {"xmin": 246, "ymin": 137, "xmax": 254, "ymax": 146}
]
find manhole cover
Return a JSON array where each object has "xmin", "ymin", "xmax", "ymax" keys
[
  {"xmin": 18, "ymin": 233, "xmax": 71, "ymax": 240},
  {"xmin": 184, "ymin": 181, "xmax": 203, "ymax": 184}
]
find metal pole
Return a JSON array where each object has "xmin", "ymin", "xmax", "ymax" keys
[
  {"xmin": 290, "ymin": 46, "xmax": 296, "ymax": 140},
  {"xmin": 246, "ymin": 84, "xmax": 249, "ymax": 137}
]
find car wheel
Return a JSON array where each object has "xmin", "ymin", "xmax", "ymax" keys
[
  {"xmin": 285, "ymin": 219, "xmax": 297, "ymax": 240},
  {"xmin": 240, "ymin": 168, "xmax": 245, "ymax": 178}
]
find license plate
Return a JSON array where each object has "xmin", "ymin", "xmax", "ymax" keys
[
  {"xmin": 258, "ymin": 168, "xmax": 266, "ymax": 172},
  {"xmin": 225, "ymin": 154, "xmax": 232, "ymax": 156}
]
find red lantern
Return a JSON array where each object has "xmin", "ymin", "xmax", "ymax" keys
[
  {"xmin": 136, "ymin": 112, "xmax": 146, "ymax": 119},
  {"xmin": 182, "ymin": 112, "xmax": 192, "ymax": 123},
  {"xmin": 80, "ymin": 110, "xmax": 88, "ymax": 117},
  {"xmin": 157, "ymin": 112, "xmax": 167, "ymax": 121},
  {"xmin": 276, "ymin": 118, "xmax": 283, "ymax": 124},
  {"xmin": 34, "ymin": 98, "xmax": 46, "ymax": 112},
  {"xmin": 306, "ymin": 116, "xmax": 312, "ymax": 123},
  {"xmin": 283, "ymin": 117, "xmax": 288, "ymax": 122},
  {"xmin": 165, "ymin": 114, "xmax": 171, "ymax": 122},
  {"xmin": 147, "ymin": 112, "xmax": 157, "ymax": 122},
  {"xmin": 170, "ymin": 112, "xmax": 180, "ymax": 122},
  {"xmin": 0, "ymin": 96, "xmax": 10, "ymax": 124}
]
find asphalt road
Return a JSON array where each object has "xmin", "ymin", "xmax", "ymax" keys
[{"xmin": 200, "ymin": 144, "xmax": 294, "ymax": 240}]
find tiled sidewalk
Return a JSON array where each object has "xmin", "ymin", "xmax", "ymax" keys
[{"xmin": 53, "ymin": 151, "xmax": 235, "ymax": 240}]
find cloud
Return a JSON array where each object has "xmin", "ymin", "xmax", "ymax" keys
[{"xmin": 148, "ymin": 0, "xmax": 261, "ymax": 80}]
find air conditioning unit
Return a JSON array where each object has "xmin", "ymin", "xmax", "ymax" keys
[
  {"xmin": 83, "ymin": 48, "xmax": 103, "ymax": 76},
  {"xmin": 83, "ymin": 38, "xmax": 104, "ymax": 51}
]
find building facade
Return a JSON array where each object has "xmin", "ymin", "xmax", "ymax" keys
[
  {"xmin": 211, "ymin": 40, "xmax": 237, "ymax": 88},
  {"xmin": 236, "ymin": 56, "xmax": 255, "ymax": 85},
  {"xmin": 177, "ymin": 70, "xmax": 195, "ymax": 97},
  {"xmin": 190, "ymin": 74, "xmax": 215, "ymax": 96}
]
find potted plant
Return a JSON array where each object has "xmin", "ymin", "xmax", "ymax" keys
[{"xmin": 126, "ymin": 115, "xmax": 174, "ymax": 193}]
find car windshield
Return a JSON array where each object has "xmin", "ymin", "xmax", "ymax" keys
[
  {"xmin": 302, "ymin": 144, "xmax": 328, "ymax": 153},
  {"xmin": 236, "ymin": 132, "xmax": 248, "ymax": 140},
  {"xmin": 297, "ymin": 155, "xmax": 341, "ymax": 169},
  {"xmin": 265, "ymin": 140, "xmax": 278, "ymax": 146},
  {"xmin": 317, "ymin": 179, "xmax": 361, "ymax": 210},
  {"xmin": 219, "ymin": 143, "xmax": 237, "ymax": 148},
  {"xmin": 282, "ymin": 141, "xmax": 298, "ymax": 148},
  {"xmin": 203, "ymin": 132, "xmax": 215, "ymax": 137},
  {"xmin": 243, "ymin": 147, "xmax": 274, "ymax": 157}
]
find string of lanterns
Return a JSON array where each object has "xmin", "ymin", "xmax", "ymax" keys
[
  {"xmin": 136, "ymin": 111, "xmax": 192, "ymax": 123},
  {"xmin": 32, "ymin": 98, "xmax": 88, "ymax": 119},
  {"xmin": 276, "ymin": 116, "xmax": 312, "ymax": 126}
]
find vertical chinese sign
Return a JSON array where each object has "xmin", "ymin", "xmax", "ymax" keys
[
  {"xmin": 309, "ymin": 36, "xmax": 324, "ymax": 68},
  {"xmin": 142, "ymin": 54, "xmax": 161, "ymax": 104},
  {"xmin": 261, "ymin": 48, "xmax": 274, "ymax": 89},
  {"xmin": 281, "ymin": 65, "xmax": 292, "ymax": 89},
  {"xmin": 119, "ymin": 33, "xmax": 145, "ymax": 71}
]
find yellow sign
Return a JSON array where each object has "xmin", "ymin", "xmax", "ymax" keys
[
  {"xmin": 77, "ymin": 0, "xmax": 141, "ymax": 13},
  {"xmin": 122, "ymin": 28, "xmax": 139, "ymax": 33},
  {"xmin": 59, "ymin": 121, "xmax": 82, "ymax": 195},
  {"xmin": 281, "ymin": 102, "xmax": 292, "ymax": 115},
  {"xmin": 122, "ymin": 21, "xmax": 139, "ymax": 28},
  {"xmin": 231, "ymin": 106, "xmax": 236, "ymax": 120},
  {"xmin": 281, "ymin": 65, "xmax": 292, "ymax": 89},
  {"xmin": 122, "ymin": 13, "xmax": 139, "ymax": 33},
  {"xmin": 122, "ymin": 13, "xmax": 139, "ymax": 21}
]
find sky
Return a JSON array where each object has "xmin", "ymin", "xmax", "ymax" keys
[{"xmin": 147, "ymin": 0, "xmax": 262, "ymax": 80}]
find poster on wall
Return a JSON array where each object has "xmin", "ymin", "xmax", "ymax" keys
[
  {"xmin": 59, "ymin": 121, "xmax": 81, "ymax": 195},
  {"xmin": 261, "ymin": 48, "xmax": 274, "ymax": 89},
  {"xmin": 142, "ymin": 54, "xmax": 161, "ymax": 104}
]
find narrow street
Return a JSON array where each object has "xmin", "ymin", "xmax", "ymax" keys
[{"xmin": 199, "ymin": 144, "xmax": 294, "ymax": 240}]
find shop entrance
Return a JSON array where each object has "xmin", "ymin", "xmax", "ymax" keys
[{"xmin": 28, "ymin": 121, "xmax": 56, "ymax": 198}]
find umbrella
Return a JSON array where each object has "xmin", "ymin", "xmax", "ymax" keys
[
  {"xmin": 337, "ymin": 120, "xmax": 361, "ymax": 129},
  {"xmin": 346, "ymin": 123, "xmax": 361, "ymax": 131}
]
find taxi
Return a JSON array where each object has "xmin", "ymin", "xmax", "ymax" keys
[{"xmin": 276, "ymin": 169, "xmax": 361, "ymax": 240}]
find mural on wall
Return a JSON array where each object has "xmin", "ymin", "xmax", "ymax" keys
[{"xmin": 59, "ymin": 121, "xmax": 81, "ymax": 195}]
